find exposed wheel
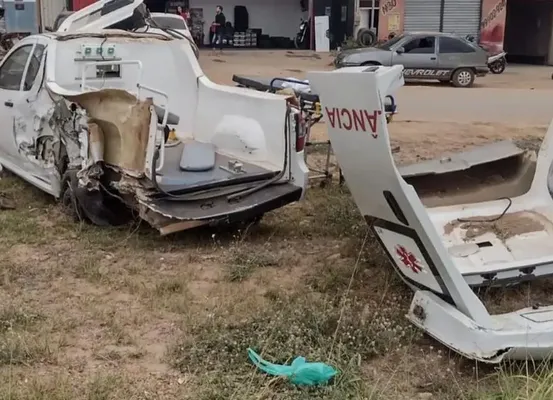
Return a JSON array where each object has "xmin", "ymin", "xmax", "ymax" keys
[
  {"xmin": 452, "ymin": 68, "xmax": 475, "ymax": 88},
  {"xmin": 489, "ymin": 59, "xmax": 505, "ymax": 74},
  {"xmin": 357, "ymin": 28, "xmax": 376, "ymax": 47}
]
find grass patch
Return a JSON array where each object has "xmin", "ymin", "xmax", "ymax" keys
[
  {"xmin": 0, "ymin": 372, "xmax": 126, "ymax": 400},
  {"xmin": 87, "ymin": 373, "xmax": 123, "ymax": 400},
  {"xmin": 225, "ymin": 246, "xmax": 281, "ymax": 282},
  {"xmin": 473, "ymin": 361, "xmax": 553, "ymax": 400},
  {"xmin": 170, "ymin": 288, "xmax": 416, "ymax": 398},
  {"xmin": 0, "ymin": 306, "xmax": 59, "ymax": 367},
  {"xmin": 0, "ymin": 374, "xmax": 74, "ymax": 400}
]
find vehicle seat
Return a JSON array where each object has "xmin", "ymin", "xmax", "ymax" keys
[
  {"xmin": 179, "ymin": 141, "xmax": 216, "ymax": 172},
  {"xmin": 154, "ymin": 104, "xmax": 180, "ymax": 125}
]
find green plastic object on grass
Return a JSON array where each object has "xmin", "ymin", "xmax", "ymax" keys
[{"xmin": 247, "ymin": 348, "xmax": 338, "ymax": 386}]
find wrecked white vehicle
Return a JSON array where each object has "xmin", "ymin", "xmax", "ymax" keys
[
  {"xmin": 309, "ymin": 65, "xmax": 553, "ymax": 362},
  {"xmin": 55, "ymin": 0, "xmax": 200, "ymax": 58},
  {"xmin": 0, "ymin": 4, "xmax": 308, "ymax": 235}
]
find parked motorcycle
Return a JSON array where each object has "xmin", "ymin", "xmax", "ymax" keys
[
  {"xmin": 465, "ymin": 35, "xmax": 507, "ymax": 74},
  {"xmin": 487, "ymin": 52, "xmax": 507, "ymax": 74},
  {"xmin": 294, "ymin": 18, "xmax": 310, "ymax": 49}
]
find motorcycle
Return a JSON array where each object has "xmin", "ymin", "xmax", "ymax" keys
[
  {"xmin": 294, "ymin": 18, "xmax": 310, "ymax": 49},
  {"xmin": 465, "ymin": 35, "xmax": 506, "ymax": 74},
  {"xmin": 487, "ymin": 52, "xmax": 507, "ymax": 74}
]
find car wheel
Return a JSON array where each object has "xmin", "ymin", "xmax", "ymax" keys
[
  {"xmin": 361, "ymin": 61, "xmax": 381, "ymax": 66},
  {"xmin": 452, "ymin": 68, "xmax": 475, "ymax": 88}
]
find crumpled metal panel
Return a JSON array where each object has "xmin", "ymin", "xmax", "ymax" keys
[{"xmin": 398, "ymin": 140, "xmax": 526, "ymax": 178}]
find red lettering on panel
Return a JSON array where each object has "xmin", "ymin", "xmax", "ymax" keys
[
  {"xmin": 340, "ymin": 108, "xmax": 352, "ymax": 130},
  {"xmin": 326, "ymin": 107, "xmax": 382, "ymax": 138},
  {"xmin": 325, "ymin": 107, "xmax": 337, "ymax": 128}
]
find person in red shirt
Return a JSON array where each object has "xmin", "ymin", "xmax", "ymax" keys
[{"xmin": 176, "ymin": 6, "xmax": 190, "ymax": 23}]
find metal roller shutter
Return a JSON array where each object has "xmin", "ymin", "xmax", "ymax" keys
[
  {"xmin": 442, "ymin": 0, "xmax": 481, "ymax": 38},
  {"xmin": 404, "ymin": 0, "xmax": 442, "ymax": 32}
]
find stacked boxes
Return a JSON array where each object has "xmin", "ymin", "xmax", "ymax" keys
[{"xmin": 232, "ymin": 31, "xmax": 257, "ymax": 47}]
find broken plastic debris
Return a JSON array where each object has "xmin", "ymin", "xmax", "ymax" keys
[{"xmin": 247, "ymin": 348, "xmax": 337, "ymax": 386}]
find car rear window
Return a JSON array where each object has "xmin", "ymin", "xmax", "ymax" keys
[
  {"xmin": 439, "ymin": 37, "xmax": 476, "ymax": 53},
  {"xmin": 152, "ymin": 16, "xmax": 187, "ymax": 30}
]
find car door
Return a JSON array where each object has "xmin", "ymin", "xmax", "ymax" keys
[
  {"xmin": 438, "ymin": 36, "xmax": 481, "ymax": 72},
  {"xmin": 12, "ymin": 40, "xmax": 48, "ymax": 174},
  {"xmin": 392, "ymin": 35, "xmax": 438, "ymax": 79},
  {"xmin": 0, "ymin": 41, "xmax": 37, "ymax": 165}
]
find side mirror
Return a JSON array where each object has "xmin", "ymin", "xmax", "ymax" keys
[
  {"xmin": 396, "ymin": 46, "xmax": 405, "ymax": 54},
  {"xmin": 44, "ymin": 26, "xmax": 53, "ymax": 32}
]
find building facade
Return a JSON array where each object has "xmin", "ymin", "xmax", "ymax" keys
[{"xmin": 372, "ymin": 0, "xmax": 553, "ymax": 65}]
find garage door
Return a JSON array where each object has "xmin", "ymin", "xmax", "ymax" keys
[
  {"xmin": 442, "ymin": 0, "xmax": 481, "ymax": 38},
  {"xmin": 404, "ymin": 0, "xmax": 441, "ymax": 32}
]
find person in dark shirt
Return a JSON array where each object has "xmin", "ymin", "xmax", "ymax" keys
[{"xmin": 212, "ymin": 5, "xmax": 226, "ymax": 55}]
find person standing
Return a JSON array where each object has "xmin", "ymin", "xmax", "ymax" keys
[
  {"xmin": 176, "ymin": 6, "xmax": 190, "ymax": 24},
  {"xmin": 211, "ymin": 5, "xmax": 226, "ymax": 55}
]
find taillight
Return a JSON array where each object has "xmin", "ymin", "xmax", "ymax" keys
[{"xmin": 294, "ymin": 112, "xmax": 307, "ymax": 152}]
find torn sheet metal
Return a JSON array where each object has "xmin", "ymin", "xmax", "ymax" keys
[
  {"xmin": 66, "ymin": 89, "xmax": 153, "ymax": 176},
  {"xmin": 398, "ymin": 140, "xmax": 527, "ymax": 178}
]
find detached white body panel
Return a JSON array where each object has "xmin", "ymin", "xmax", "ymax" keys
[{"xmin": 308, "ymin": 65, "xmax": 553, "ymax": 362}]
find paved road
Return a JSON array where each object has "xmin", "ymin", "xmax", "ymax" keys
[{"xmin": 396, "ymin": 86, "xmax": 553, "ymax": 124}]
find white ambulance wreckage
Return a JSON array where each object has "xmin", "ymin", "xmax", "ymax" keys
[
  {"xmin": 309, "ymin": 65, "xmax": 553, "ymax": 362},
  {"xmin": 0, "ymin": 0, "xmax": 308, "ymax": 235}
]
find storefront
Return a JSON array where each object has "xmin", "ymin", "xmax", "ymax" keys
[
  {"xmin": 70, "ymin": 0, "xmax": 309, "ymax": 49},
  {"xmin": 403, "ymin": 0, "xmax": 481, "ymax": 38},
  {"xmin": 377, "ymin": 0, "xmax": 402, "ymax": 40},
  {"xmin": 187, "ymin": 0, "xmax": 308, "ymax": 48}
]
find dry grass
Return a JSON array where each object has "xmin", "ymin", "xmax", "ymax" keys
[{"xmin": 0, "ymin": 169, "xmax": 552, "ymax": 400}]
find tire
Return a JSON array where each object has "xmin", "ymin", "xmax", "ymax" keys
[
  {"xmin": 294, "ymin": 33, "xmax": 307, "ymax": 49},
  {"xmin": 294, "ymin": 35, "xmax": 301, "ymax": 49},
  {"xmin": 451, "ymin": 68, "xmax": 475, "ymax": 88},
  {"xmin": 357, "ymin": 28, "xmax": 376, "ymax": 47},
  {"xmin": 489, "ymin": 59, "xmax": 505, "ymax": 74}
]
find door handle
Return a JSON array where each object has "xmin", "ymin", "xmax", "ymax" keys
[
  {"xmin": 4, "ymin": 101, "xmax": 13, "ymax": 107},
  {"xmin": 430, "ymin": 57, "xmax": 437, "ymax": 60}
]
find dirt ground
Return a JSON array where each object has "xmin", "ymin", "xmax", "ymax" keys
[{"xmin": 0, "ymin": 50, "xmax": 552, "ymax": 400}]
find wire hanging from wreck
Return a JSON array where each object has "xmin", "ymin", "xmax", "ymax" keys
[{"xmin": 456, "ymin": 197, "xmax": 513, "ymax": 223}]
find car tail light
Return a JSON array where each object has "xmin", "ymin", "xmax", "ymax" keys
[{"xmin": 294, "ymin": 112, "xmax": 307, "ymax": 152}]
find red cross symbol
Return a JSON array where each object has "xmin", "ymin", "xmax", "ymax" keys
[{"xmin": 395, "ymin": 245, "xmax": 423, "ymax": 273}]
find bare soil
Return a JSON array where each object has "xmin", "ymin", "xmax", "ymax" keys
[{"xmin": 0, "ymin": 50, "xmax": 551, "ymax": 400}]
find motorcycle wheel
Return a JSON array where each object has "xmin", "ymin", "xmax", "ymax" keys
[
  {"xmin": 490, "ymin": 59, "xmax": 506, "ymax": 74},
  {"xmin": 294, "ymin": 34, "xmax": 304, "ymax": 49}
]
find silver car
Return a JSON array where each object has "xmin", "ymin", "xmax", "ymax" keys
[{"xmin": 335, "ymin": 32, "xmax": 489, "ymax": 88}]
